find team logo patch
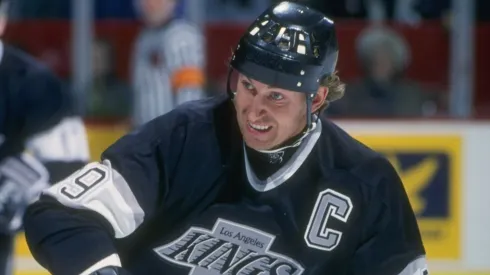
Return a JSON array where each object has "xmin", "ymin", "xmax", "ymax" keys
[{"xmin": 154, "ymin": 218, "xmax": 304, "ymax": 274}]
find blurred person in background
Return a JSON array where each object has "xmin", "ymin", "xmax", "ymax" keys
[
  {"xmin": 131, "ymin": 0, "xmax": 206, "ymax": 127},
  {"xmin": 0, "ymin": 0, "xmax": 89, "ymax": 274},
  {"xmin": 327, "ymin": 25, "xmax": 443, "ymax": 118},
  {"xmin": 85, "ymin": 38, "xmax": 132, "ymax": 121}
]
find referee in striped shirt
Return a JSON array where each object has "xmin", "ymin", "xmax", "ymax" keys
[{"xmin": 130, "ymin": 0, "xmax": 207, "ymax": 126}]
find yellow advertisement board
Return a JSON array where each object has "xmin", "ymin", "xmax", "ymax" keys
[
  {"xmin": 354, "ymin": 135, "xmax": 462, "ymax": 260},
  {"xmin": 84, "ymin": 123, "xmax": 130, "ymax": 161}
]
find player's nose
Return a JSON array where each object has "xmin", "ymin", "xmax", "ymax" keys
[{"xmin": 248, "ymin": 96, "xmax": 267, "ymax": 120}]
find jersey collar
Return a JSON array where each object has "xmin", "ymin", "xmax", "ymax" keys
[{"xmin": 244, "ymin": 120, "xmax": 322, "ymax": 192}]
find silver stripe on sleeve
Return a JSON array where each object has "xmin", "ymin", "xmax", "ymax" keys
[{"xmin": 398, "ymin": 256, "xmax": 429, "ymax": 275}]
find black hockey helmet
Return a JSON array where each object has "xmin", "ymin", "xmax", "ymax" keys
[{"xmin": 228, "ymin": 1, "xmax": 338, "ymax": 127}]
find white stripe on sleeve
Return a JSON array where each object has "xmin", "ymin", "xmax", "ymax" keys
[{"xmin": 42, "ymin": 160, "xmax": 144, "ymax": 239}]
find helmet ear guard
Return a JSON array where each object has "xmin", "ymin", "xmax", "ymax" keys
[{"xmin": 228, "ymin": 1, "xmax": 339, "ymax": 128}]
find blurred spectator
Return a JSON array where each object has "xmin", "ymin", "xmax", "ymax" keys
[
  {"xmin": 327, "ymin": 26, "xmax": 444, "ymax": 118},
  {"xmin": 131, "ymin": 0, "xmax": 206, "ymax": 126},
  {"xmin": 85, "ymin": 38, "xmax": 131, "ymax": 120}
]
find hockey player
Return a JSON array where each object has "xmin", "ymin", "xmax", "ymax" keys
[
  {"xmin": 0, "ymin": 0, "xmax": 90, "ymax": 274},
  {"xmin": 23, "ymin": 2, "xmax": 428, "ymax": 275}
]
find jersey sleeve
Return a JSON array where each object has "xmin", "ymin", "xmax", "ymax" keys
[
  {"xmin": 25, "ymin": 116, "xmax": 90, "ymax": 183},
  {"xmin": 163, "ymin": 23, "xmax": 206, "ymax": 104},
  {"xmin": 349, "ymin": 158, "xmax": 428, "ymax": 275},
  {"xmin": 23, "ymin": 115, "xmax": 180, "ymax": 275}
]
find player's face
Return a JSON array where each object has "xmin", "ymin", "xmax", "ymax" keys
[
  {"xmin": 138, "ymin": 0, "xmax": 176, "ymax": 26},
  {"xmin": 234, "ymin": 74, "xmax": 312, "ymax": 150}
]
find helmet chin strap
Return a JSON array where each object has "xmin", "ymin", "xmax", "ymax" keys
[
  {"xmin": 226, "ymin": 68, "xmax": 235, "ymax": 99},
  {"xmin": 256, "ymin": 115, "xmax": 318, "ymax": 155}
]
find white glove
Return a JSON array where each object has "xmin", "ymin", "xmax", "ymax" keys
[{"xmin": 0, "ymin": 153, "xmax": 49, "ymax": 233}]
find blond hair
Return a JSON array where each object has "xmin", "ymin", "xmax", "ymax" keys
[{"xmin": 319, "ymin": 71, "xmax": 345, "ymax": 111}]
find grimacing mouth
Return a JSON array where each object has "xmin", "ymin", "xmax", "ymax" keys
[{"xmin": 247, "ymin": 121, "xmax": 273, "ymax": 132}]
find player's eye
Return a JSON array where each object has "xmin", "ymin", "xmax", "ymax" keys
[
  {"xmin": 241, "ymin": 81, "xmax": 255, "ymax": 91},
  {"xmin": 269, "ymin": 92, "xmax": 284, "ymax": 101}
]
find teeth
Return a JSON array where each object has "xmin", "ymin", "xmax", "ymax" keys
[{"xmin": 248, "ymin": 122, "xmax": 271, "ymax": 131}]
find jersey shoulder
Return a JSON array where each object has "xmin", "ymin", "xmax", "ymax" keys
[
  {"xmin": 103, "ymin": 94, "xmax": 230, "ymax": 158},
  {"xmin": 320, "ymin": 118, "xmax": 397, "ymax": 187},
  {"xmin": 154, "ymin": 93, "xmax": 229, "ymax": 132}
]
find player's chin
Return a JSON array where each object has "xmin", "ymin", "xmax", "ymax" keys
[
  {"xmin": 243, "ymin": 134, "xmax": 278, "ymax": 151},
  {"xmin": 245, "ymin": 141, "xmax": 275, "ymax": 151}
]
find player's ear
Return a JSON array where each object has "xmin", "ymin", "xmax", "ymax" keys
[{"xmin": 311, "ymin": 86, "xmax": 328, "ymax": 113}]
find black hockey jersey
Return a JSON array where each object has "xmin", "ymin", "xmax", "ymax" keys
[
  {"xmin": 0, "ymin": 43, "xmax": 88, "ymax": 182},
  {"xmin": 23, "ymin": 94, "xmax": 428, "ymax": 275}
]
